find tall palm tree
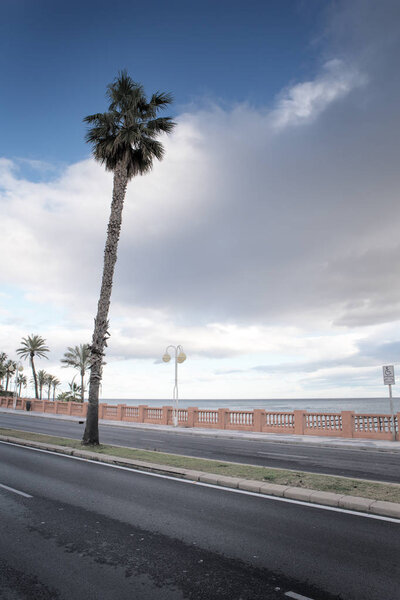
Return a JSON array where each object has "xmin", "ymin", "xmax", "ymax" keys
[
  {"xmin": 61, "ymin": 344, "xmax": 91, "ymax": 402},
  {"xmin": 82, "ymin": 71, "xmax": 175, "ymax": 445},
  {"xmin": 16, "ymin": 335, "xmax": 49, "ymax": 399}
]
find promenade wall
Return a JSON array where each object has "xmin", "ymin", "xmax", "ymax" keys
[{"xmin": 1, "ymin": 397, "xmax": 399, "ymax": 441}]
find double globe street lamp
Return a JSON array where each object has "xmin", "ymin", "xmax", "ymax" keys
[{"xmin": 162, "ymin": 345, "xmax": 187, "ymax": 426}]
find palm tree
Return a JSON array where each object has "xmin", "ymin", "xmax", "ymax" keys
[
  {"xmin": 0, "ymin": 352, "xmax": 7, "ymax": 389},
  {"xmin": 4, "ymin": 360, "xmax": 16, "ymax": 391},
  {"xmin": 52, "ymin": 377, "xmax": 61, "ymax": 401},
  {"xmin": 68, "ymin": 380, "xmax": 82, "ymax": 401},
  {"xmin": 45, "ymin": 374, "xmax": 55, "ymax": 400},
  {"xmin": 37, "ymin": 370, "xmax": 47, "ymax": 400},
  {"xmin": 17, "ymin": 374, "xmax": 27, "ymax": 397},
  {"xmin": 82, "ymin": 71, "xmax": 175, "ymax": 445},
  {"xmin": 61, "ymin": 344, "xmax": 91, "ymax": 402},
  {"xmin": 16, "ymin": 335, "xmax": 49, "ymax": 399}
]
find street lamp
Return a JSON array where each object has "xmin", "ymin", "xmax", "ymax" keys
[
  {"xmin": 162, "ymin": 345, "xmax": 187, "ymax": 426},
  {"xmin": 13, "ymin": 362, "xmax": 24, "ymax": 409}
]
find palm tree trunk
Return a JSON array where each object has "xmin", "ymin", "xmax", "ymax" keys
[
  {"xmin": 81, "ymin": 370, "xmax": 85, "ymax": 403},
  {"xmin": 83, "ymin": 161, "xmax": 128, "ymax": 445},
  {"xmin": 31, "ymin": 355, "xmax": 39, "ymax": 399}
]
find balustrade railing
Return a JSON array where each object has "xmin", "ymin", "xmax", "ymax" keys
[{"xmin": 2, "ymin": 399, "xmax": 399, "ymax": 441}]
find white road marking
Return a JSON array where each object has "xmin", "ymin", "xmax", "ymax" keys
[
  {"xmin": 0, "ymin": 482, "xmax": 32, "ymax": 498},
  {"xmin": 285, "ymin": 592, "xmax": 315, "ymax": 600},
  {"xmin": 257, "ymin": 452, "xmax": 309, "ymax": 459},
  {"xmin": 1, "ymin": 441, "xmax": 400, "ymax": 524}
]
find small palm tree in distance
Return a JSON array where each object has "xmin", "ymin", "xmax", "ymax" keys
[
  {"xmin": 16, "ymin": 335, "xmax": 49, "ymax": 399},
  {"xmin": 82, "ymin": 71, "xmax": 175, "ymax": 445},
  {"xmin": 52, "ymin": 377, "xmax": 61, "ymax": 401},
  {"xmin": 4, "ymin": 360, "xmax": 16, "ymax": 391},
  {"xmin": 17, "ymin": 374, "xmax": 27, "ymax": 397},
  {"xmin": 45, "ymin": 374, "xmax": 56, "ymax": 400},
  {"xmin": 37, "ymin": 370, "xmax": 47, "ymax": 400},
  {"xmin": 61, "ymin": 344, "xmax": 91, "ymax": 402}
]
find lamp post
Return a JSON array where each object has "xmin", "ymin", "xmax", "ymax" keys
[
  {"xmin": 13, "ymin": 362, "xmax": 24, "ymax": 410},
  {"xmin": 162, "ymin": 345, "xmax": 187, "ymax": 426}
]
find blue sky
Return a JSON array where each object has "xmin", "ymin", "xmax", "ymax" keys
[
  {"xmin": 1, "ymin": 0, "xmax": 322, "ymax": 165},
  {"xmin": 2, "ymin": 0, "xmax": 400, "ymax": 401}
]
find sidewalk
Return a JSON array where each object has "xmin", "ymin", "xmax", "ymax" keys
[{"xmin": 2, "ymin": 407, "xmax": 400, "ymax": 452}]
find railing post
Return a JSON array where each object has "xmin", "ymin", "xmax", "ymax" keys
[
  {"xmin": 294, "ymin": 410, "xmax": 305, "ymax": 435},
  {"xmin": 396, "ymin": 413, "xmax": 400, "ymax": 441},
  {"xmin": 187, "ymin": 406, "xmax": 198, "ymax": 428},
  {"xmin": 341, "ymin": 411, "xmax": 354, "ymax": 438},
  {"xmin": 138, "ymin": 405, "xmax": 147, "ymax": 423},
  {"xmin": 253, "ymin": 409, "xmax": 265, "ymax": 432},
  {"xmin": 218, "ymin": 408, "xmax": 228, "ymax": 429},
  {"xmin": 161, "ymin": 406, "xmax": 171, "ymax": 425},
  {"xmin": 117, "ymin": 403, "xmax": 125, "ymax": 421}
]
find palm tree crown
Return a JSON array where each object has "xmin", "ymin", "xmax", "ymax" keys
[{"xmin": 84, "ymin": 70, "xmax": 175, "ymax": 180}]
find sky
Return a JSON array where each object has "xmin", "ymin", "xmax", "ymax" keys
[{"xmin": 1, "ymin": 0, "xmax": 400, "ymax": 400}]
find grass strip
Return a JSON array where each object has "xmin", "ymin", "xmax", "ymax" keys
[{"xmin": 1, "ymin": 426, "xmax": 399, "ymax": 503}]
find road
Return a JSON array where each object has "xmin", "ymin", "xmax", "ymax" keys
[
  {"xmin": 1, "ymin": 441, "xmax": 399, "ymax": 600},
  {"xmin": 1, "ymin": 411, "xmax": 399, "ymax": 483}
]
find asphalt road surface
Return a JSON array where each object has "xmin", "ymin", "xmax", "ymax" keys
[
  {"xmin": 1, "ymin": 411, "xmax": 399, "ymax": 483},
  {"xmin": 1, "ymin": 441, "xmax": 399, "ymax": 600}
]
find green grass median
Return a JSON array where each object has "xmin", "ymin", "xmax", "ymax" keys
[{"xmin": 1, "ymin": 427, "xmax": 399, "ymax": 503}]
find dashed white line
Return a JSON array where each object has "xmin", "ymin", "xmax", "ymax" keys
[
  {"xmin": 285, "ymin": 592, "xmax": 315, "ymax": 600},
  {"xmin": 0, "ymin": 482, "xmax": 32, "ymax": 498}
]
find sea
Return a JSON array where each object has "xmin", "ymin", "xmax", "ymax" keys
[{"xmin": 101, "ymin": 397, "xmax": 400, "ymax": 414}]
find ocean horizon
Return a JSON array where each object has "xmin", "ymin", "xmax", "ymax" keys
[{"xmin": 100, "ymin": 397, "xmax": 400, "ymax": 414}]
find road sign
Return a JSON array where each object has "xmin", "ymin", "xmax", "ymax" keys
[{"xmin": 382, "ymin": 365, "xmax": 395, "ymax": 385}]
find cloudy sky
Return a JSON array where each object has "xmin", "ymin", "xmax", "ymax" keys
[{"xmin": 1, "ymin": 0, "xmax": 400, "ymax": 400}]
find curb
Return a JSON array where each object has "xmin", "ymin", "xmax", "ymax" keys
[{"xmin": 1, "ymin": 434, "xmax": 400, "ymax": 520}]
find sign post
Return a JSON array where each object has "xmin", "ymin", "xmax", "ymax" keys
[{"xmin": 382, "ymin": 365, "xmax": 396, "ymax": 441}]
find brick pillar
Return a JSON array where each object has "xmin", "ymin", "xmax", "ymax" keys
[
  {"xmin": 341, "ymin": 411, "xmax": 354, "ymax": 438},
  {"xmin": 253, "ymin": 409, "xmax": 265, "ymax": 432},
  {"xmin": 396, "ymin": 413, "xmax": 400, "ymax": 441},
  {"xmin": 82, "ymin": 402, "xmax": 88, "ymax": 417},
  {"xmin": 67, "ymin": 401, "xmax": 73, "ymax": 415},
  {"xmin": 138, "ymin": 405, "xmax": 147, "ymax": 423},
  {"xmin": 116, "ymin": 404, "xmax": 125, "ymax": 421},
  {"xmin": 218, "ymin": 408, "xmax": 228, "ymax": 430},
  {"xmin": 99, "ymin": 403, "xmax": 107, "ymax": 420},
  {"xmin": 161, "ymin": 406, "xmax": 171, "ymax": 425},
  {"xmin": 294, "ymin": 410, "xmax": 305, "ymax": 435},
  {"xmin": 187, "ymin": 407, "xmax": 198, "ymax": 428}
]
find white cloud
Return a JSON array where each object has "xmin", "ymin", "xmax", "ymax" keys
[{"xmin": 271, "ymin": 59, "xmax": 367, "ymax": 129}]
